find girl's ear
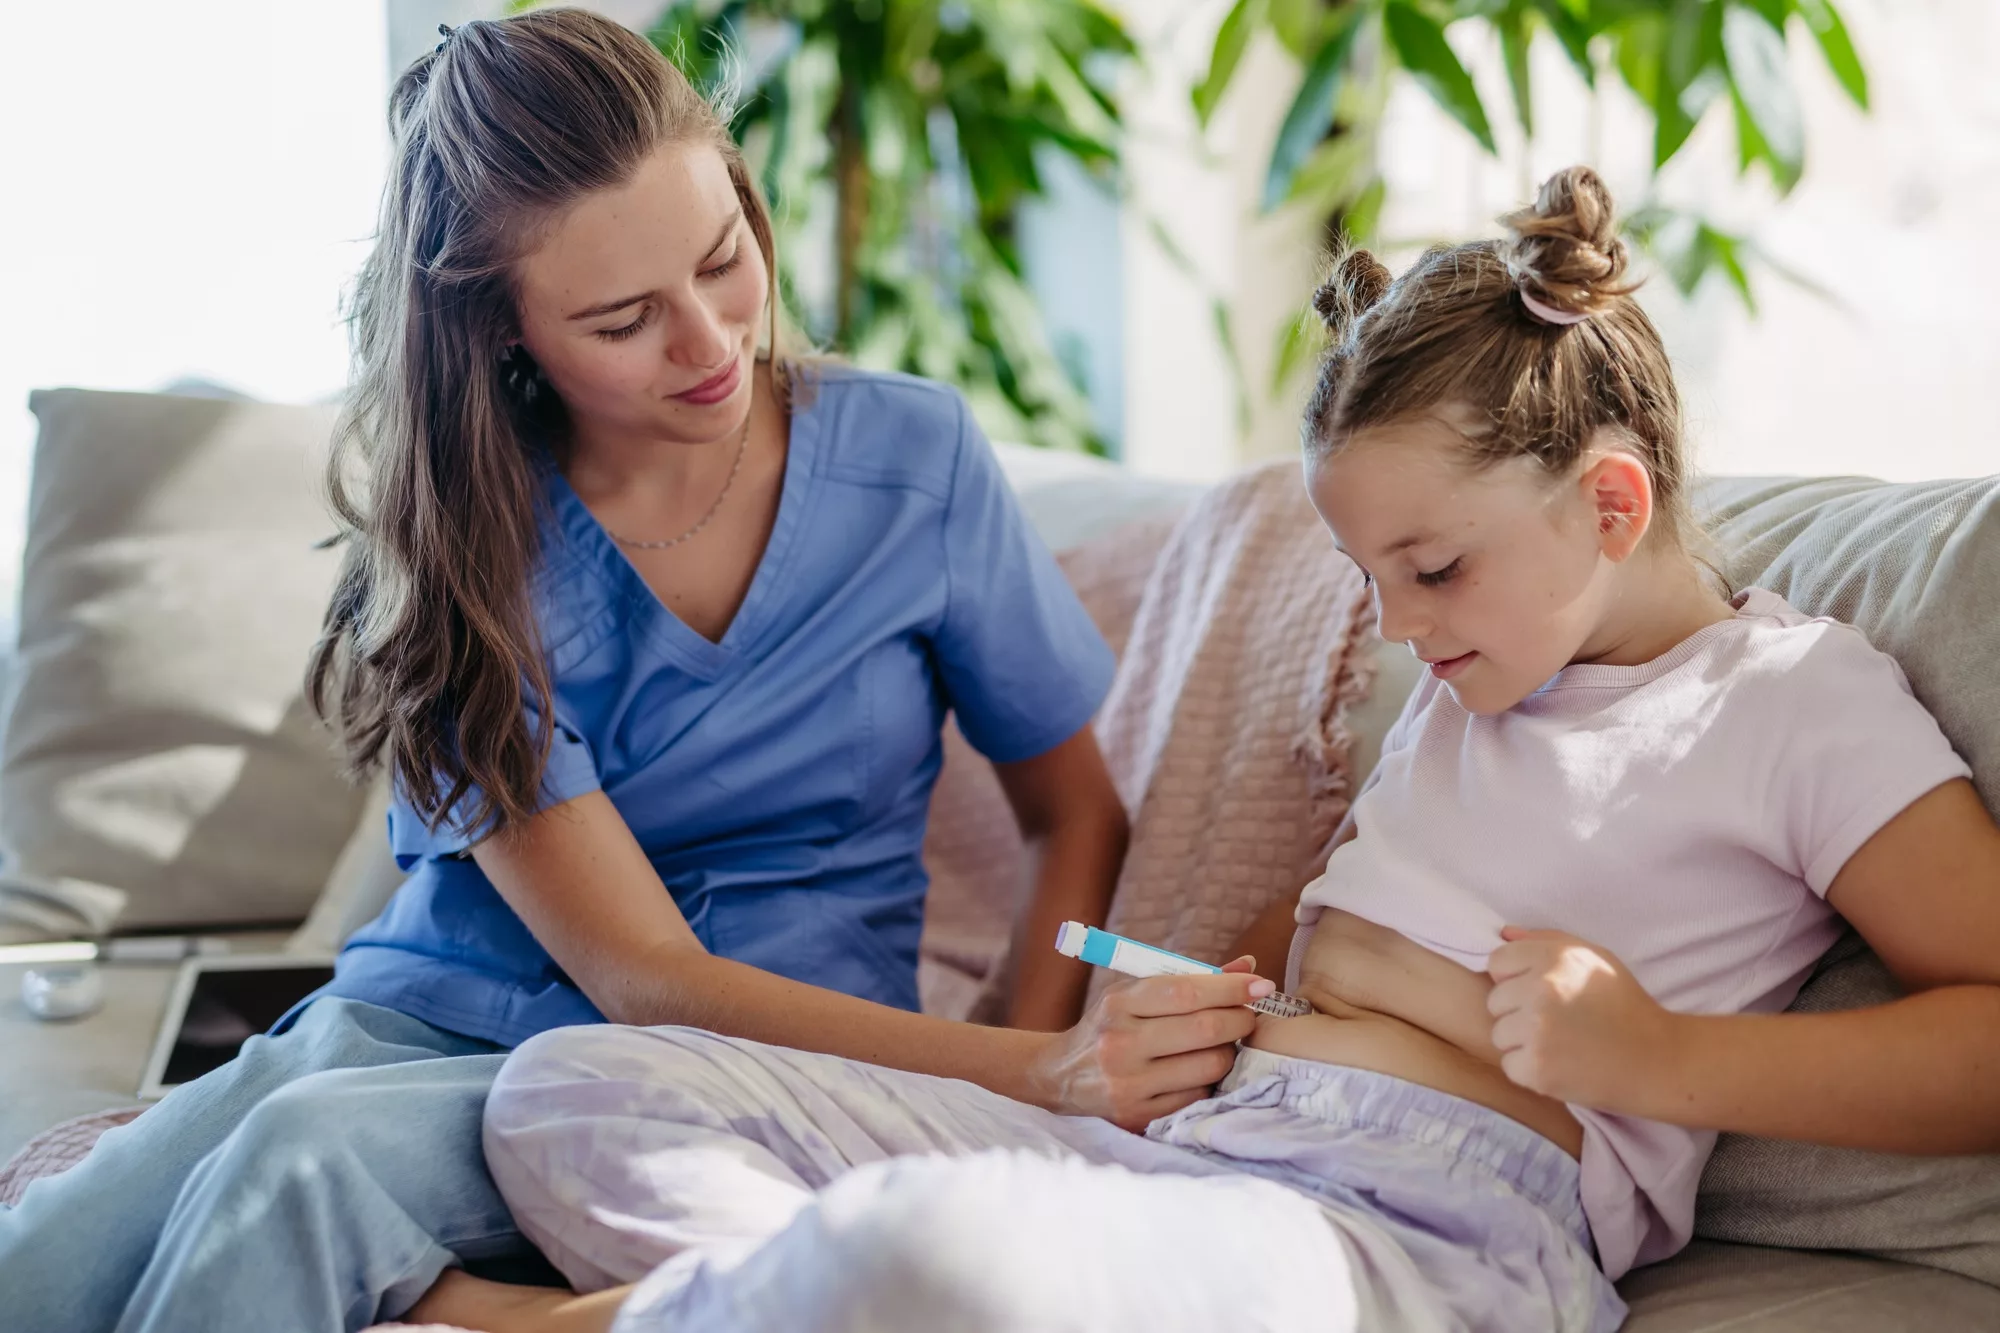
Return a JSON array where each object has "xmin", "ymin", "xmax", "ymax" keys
[{"xmin": 1578, "ymin": 434, "xmax": 1654, "ymax": 563}]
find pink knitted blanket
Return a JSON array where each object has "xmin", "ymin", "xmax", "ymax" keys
[
  {"xmin": 6, "ymin": 460, "xmax": 1375, "ymax": 1330},
  {"xmin": 920, "ymin": 457, "xmax": 1377, "ymax": 1019}
]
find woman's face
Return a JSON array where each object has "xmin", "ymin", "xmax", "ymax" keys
[{"xmin": 512, "ymin": 140, "xmax": 768, "ymax": 448}]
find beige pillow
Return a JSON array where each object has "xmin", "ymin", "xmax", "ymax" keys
[
  {"xmin": 1691, "ymin": 474, "xmax": 2000, "ymax": 1285},
  {"xmin": 2, "ymin": 390, "xmax": 366, "ymax": 931},
  {"xmin": 286, "ymin": 773, "xmax": 404, "ymax": 956}
]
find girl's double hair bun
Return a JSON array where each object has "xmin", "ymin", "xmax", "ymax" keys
[
  {"xmin": 1501, "ymin": 164, "xmax": 1634, "ymax": 321},
  {"xmin": 1312, "ymin": 247, "xmax": 1393, "ymax": 342}
]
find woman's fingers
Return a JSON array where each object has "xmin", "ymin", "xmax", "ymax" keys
[
  {"xmin": 1115, "ymin": 971, "xmax": 1272, "ymax": 1020},
  {"xmin": 1131, "ymin": 1043, "xmax": 1240, "ymax": 1101},
  {"xmin": 1123, "ymin": 1003, "xmax": 1258, "ymax": 1062},
  {"xmin": 1128, "ymin": 1088, "xmax": 1209, "ymax": 1128}
]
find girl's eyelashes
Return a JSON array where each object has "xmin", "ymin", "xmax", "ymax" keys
[
  {"xmin": 1415, "ymin": 557, "xmax": 1464, "ymax": 588},
  {"xmin": 702, "ymin": 248, "xmax": 741, "ymax": 280},
  {"xmin": 597, "ymin": 310, "xmax": 650, "ymax": 342}
]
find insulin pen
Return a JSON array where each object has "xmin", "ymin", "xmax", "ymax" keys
[{"xmin": 1054, "ymin": 922, "xmax": 1313, "ymax": 1019}]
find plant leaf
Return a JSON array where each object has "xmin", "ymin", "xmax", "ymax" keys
[
  {"xmin": 1283, "ymin": 132, "xmax": 1368, "ymax": 213},
  {"xmin": 1261, "ymin": 12, "xmax": 1365, "ymax": 211},
  {"xmin": 1269, "ymin": 0, "xmax": 1331, "ymax": 59},
  {"xmin": 1384, "ymin": 1, "xmax": 1497, "ymax": 155},
  {"xmin": 1653, "ymin": 0, "xmax": 1724, "ymax": 169},
  {"xmin": 1343, "ymin": 176, "xmax": 1388, "ymax": 244},
  {"xmin": 1499, "ymin": 1, "xmax": 1534, "ymax": 138},
  {"xmin": 1193, "ymin": 0, "xmax": 1269, "ymax": 127},
  {"xmin": 1705, "ymin": 225, "xmax": 1757, "ymax": 314},
  {"xmin": 1722, "ymin": 5, "xmax": 1804, "ymax": 189},
  {"xmin": 1272, "ymin": 309, "xmax": 1326, "ymax": 394},
  {"xmin": 1795, "ymin": 0, "xmax": 1868, "ymax": 108}
]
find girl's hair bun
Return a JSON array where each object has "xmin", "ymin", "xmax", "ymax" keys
[
  {"xmin": 1501, "ymin": 165, "xmax": 1633, "ymax": 320},
  {"xmin": 1312, "ymin": 246, "xmax": 1393, "ymax": 341}
]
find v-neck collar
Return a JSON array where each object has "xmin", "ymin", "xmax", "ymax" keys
[{"xmin": 547, "ymin": 395, "xmax": 820, "ymax": 684}]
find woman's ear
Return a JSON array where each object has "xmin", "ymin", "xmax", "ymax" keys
[{"xmin": 1578, "ymin": 434, "xmax": 1654, "ymax": 563}]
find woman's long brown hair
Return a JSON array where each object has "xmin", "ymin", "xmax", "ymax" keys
[{"xmin": 309, "ymin": 9, "xmax": 786, "ymax": 836}]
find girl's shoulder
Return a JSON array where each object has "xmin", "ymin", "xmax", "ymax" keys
[{"xmin": 1718, "ymin": 588, "xmax": 1914, "ymax": 700}]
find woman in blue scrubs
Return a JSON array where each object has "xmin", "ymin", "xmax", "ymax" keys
[{"xmin": 0, "ymin": 13, "xmax": 1269, "ymax": 1332}]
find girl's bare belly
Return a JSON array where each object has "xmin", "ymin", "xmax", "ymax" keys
[{"xmin": 1244, "ymin": 909, "xmax": 1585, "ymax": 1157}]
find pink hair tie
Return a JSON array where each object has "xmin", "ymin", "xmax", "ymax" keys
[{"xmin": 1518, "ymin": 288, "xmax": 1590, "ymax": 326}]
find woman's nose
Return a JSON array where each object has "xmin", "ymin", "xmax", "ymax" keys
[{"xmin": 669, "ymin": 298, "xmax": 733, "ymax": 369}]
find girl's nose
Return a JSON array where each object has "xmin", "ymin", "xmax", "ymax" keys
[{"xmin": 1373, "ymin": 585, "xmax": 1430, "ymax": 649}]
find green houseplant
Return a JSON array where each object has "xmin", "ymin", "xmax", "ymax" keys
[
  {"xmin": 1195, "ymin": 0, "xmax": 1869, "ymax": 386},
  {"xmin": 518, "ymin": 0, "xmax": 1134, "ymax": 454}
]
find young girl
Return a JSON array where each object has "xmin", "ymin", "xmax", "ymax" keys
[{"xmin": 431, "ymin": 166, "xmax": 2000, "ymax": 1333}]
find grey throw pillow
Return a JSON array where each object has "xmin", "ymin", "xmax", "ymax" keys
[
  {"xmin": 1690, "ymin": 475, "xmax": 2000, "ymax": 1285},
  {"xmin": 2, "ymin": 390, "xmax": 367, "ymax": 931}
]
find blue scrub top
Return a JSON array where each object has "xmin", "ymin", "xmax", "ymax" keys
[{"xmin": 313, "ymin": 367, "xmax": 1114, "ymax": 1048}]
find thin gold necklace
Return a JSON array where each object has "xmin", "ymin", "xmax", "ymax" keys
[{"xmin": 603, "ymin": 409, "xmax": 753, "ymax": 550}]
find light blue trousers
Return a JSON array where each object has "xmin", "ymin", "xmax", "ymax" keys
[{"xmin": 0, "ymin": 997, "xmax": 533, "ymax": 1333}]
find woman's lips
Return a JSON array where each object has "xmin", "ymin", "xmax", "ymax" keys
[
  {"xmin": 674, "ymin": 357, "xmax": 742, "ymax": 405},
  {"xmin": 1425, "ymin": 651, "xmax": 1478, "ymax": 680}
]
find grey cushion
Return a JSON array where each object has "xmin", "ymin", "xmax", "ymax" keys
[
  {"xmin": 1, "ymin": 391, "xmax": 367, "ymax": 931},
  {"xmin": 1690, "ymin": 475, "xmax": 2000, "ymax": 1285},
  {"xmin": 1619, "ymin": 1241, "xmax": 2000, "ymax": 1331}
]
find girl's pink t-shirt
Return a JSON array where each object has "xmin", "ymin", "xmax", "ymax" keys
[{"xmin": 1291, "ymin": 588, "xmax": 1971, "ymax": 1279}]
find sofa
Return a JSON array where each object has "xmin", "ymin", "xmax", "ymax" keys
[{"xmin": 2, "ymin": 389, "xmax": 1996, "ymax": 1330}]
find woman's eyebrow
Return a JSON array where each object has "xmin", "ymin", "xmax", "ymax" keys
[{"xmin": 566, "ymin": 213, "xmax": 745, "ymax": 321}]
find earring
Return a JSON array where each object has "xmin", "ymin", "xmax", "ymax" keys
[{"xmin": 499, "ymin": 344, "xmax": 545, "ymax": 404}]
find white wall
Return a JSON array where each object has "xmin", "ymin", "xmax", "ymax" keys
[{"xmin": 0, "ymin": 1, "xmax": 389, "ymax": 636}]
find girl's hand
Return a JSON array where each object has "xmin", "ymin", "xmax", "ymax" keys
[
  {"xmin": 1029, "ymin": 957, "xmax": 1270, "ymax": 1131},
  {"xmin": 1486, "ymin": 927, "xmax": 1676, "ymax": 1110}
]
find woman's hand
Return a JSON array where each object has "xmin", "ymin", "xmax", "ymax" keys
[
  {"xmin": 1028, "ymin": 957, "xmax": 1270, "ymax": 1131},
  {"xmin": 1486, "ymin": 927, "xmax": 1674, "ymax": 1111}
]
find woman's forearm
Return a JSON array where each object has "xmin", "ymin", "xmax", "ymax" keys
[
  {"xmin": 1004, "ymin": 805, "xmax": 1127, "ymax": 1032},
  {"xmin": 609, "ymin": 941, "xmax": 1060, "ymax": 1108},
  {"xmin": 1638, "ymin": 985, "xmax": 2000, "ymax": 1154}
]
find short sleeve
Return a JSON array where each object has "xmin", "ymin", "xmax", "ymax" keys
[
  {"xmin": 387, "ymin": 696, "xmax": 602, "ymax": 869},
  {"xmin": 1777, "ymin": 625, "xmax": 1972, "ymax": 895},
  {"xmin": 933, "ymin": 402, "xmax": 1115, "ymax": 764}
]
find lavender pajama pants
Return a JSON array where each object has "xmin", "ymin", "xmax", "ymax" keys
[{"xmin": 484, "ymin": 1028, "xmax": 1627, "ymax": 1333}]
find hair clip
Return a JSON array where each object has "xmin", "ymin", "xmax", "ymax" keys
[
  {"xmin": 1518, "ymin": 288, "xmax": 1590, "ymax": 327},
  {"xmin": 435, "ymin": 23, "xmax": 456, "ymax": 55}
]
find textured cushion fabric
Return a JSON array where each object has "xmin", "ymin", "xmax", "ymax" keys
[
  {"xmin": 1689, "ymin": 474, "xmax": 2000, "ymax": 1285},
  {"xmin": 1618, "ymin": 1241, "xmax": 2000, "ymax": 1331},
  {"xmin": 286, "ymin": 774, "xmax": 403, "ymax": 957},
  {"xmin": 2, "ymin": 390, "xmax": 366, "ymax": 931},
  {"xmin": 0, "ymin": 1107, "xmax": 143, "ymax": 1207}
]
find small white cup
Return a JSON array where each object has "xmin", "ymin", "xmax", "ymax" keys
[{"xmin": 22, "ymin": 963, "xmax": 105, "ymax": 1021}]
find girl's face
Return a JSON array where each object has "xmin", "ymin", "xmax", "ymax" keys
[
  {"xmin": 1308, "ymin": 411, "xmax": 1639, "ymax": 714},
  {"xmin": 512, "ymin": 140, "xmax": 768, "ymax": 449}
]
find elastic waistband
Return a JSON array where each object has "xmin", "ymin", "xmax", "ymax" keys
[{"xmin": 1217, "ymin": 1047, "xmax": 1587, "ymax": 1228}]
